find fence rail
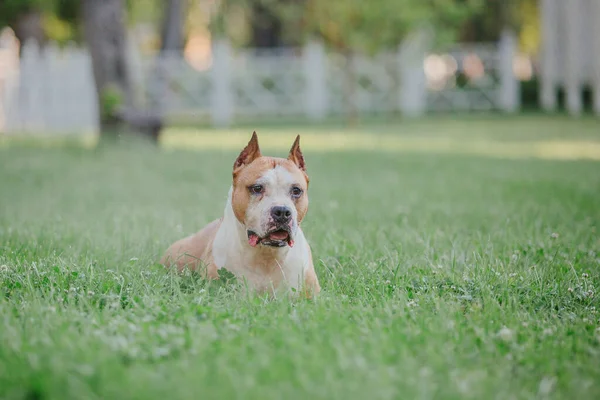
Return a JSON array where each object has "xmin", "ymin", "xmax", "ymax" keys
[{"xmin": 0, "ymin": 29, "xmax": 522, "ymax": 134}]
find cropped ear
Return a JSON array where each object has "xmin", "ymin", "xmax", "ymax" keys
[
  {"xmin": 287, "ymin": 135, "xmax": 306, "ymax": 171},
  {"xmin": 233, "ymin": 131, "xmax": 261, "ymax": 175}
]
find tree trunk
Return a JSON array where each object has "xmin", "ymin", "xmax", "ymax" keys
[
  {"xmin": 81, "ymin": 0, "xmax": 134, "ymax": 137},
  {"xmin": 82, "ymin": 0, "xmax": 166, "ymax": 142},
  {"xmin": 13, "ymin": 10, "xmax": 46, "ymax": 50},
  {"xmin": 148, "ymin": 0, "xmax": 185, "ymax": 114},
  {"xmin": 250, "ymin": 1, "xmax": 283, "ymax": 48},
  {"xmin": 160, "ymin": 0, "xmax": 185, "ymax": 53}
]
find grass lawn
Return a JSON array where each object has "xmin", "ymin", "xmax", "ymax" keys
[{"xmin": 1, "ymin": 115, "xmax": 599, "ymax": 399}]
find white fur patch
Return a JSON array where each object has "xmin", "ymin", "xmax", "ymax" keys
[{"xmin": 257, "ymin": 166, "xmax": 296, "ymax": 192}]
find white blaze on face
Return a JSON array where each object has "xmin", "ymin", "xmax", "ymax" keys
[{"xmin": 245, "ymin": 165, "xmax": 298, "ymax": 237}]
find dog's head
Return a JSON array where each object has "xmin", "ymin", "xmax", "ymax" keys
[{"xmin": 231, "ymin": 132, "xmax": 309, "ymax": 248}]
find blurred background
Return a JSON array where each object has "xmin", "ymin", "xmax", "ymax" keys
[{"xmin": 0, "ymin": 0, "xmax": 598, "ymax": 142}]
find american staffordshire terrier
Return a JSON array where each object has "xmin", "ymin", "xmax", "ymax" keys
[{"xmin": 161, "ymin": 132, "xmax": 320, "ymax": 296}]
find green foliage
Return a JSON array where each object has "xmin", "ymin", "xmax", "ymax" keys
[
  {"xmin": 455, "ymin": 0, "xmax": 539, "ymax": 47},
  {"xmin": 0, "ymin": 0, "xmax": 48, "ymax": 26},
  {"xmin": 126, "ymin": 0, "xmax": 163, "ymax": 26},
  {"xmin": 515, "ymin": 0, "xmax": 539, "ymax": 53},
  {"xmin": 0, "ymin": 0, "xmax": 81, "ymax": 43},
  {"xmin": 304, "ymin": 0, "xmax": 484, "ymax": 52},
  {"xmin": 0, "ymin": 0, "xmax": 163, "ymax": 44},
  {"xmin": 209, "ymin": 0, "xmax": 484, "ymax": 51},
  {"xmin": 43, "ymin": 12, "xmax": 74, "ymax": 44},
  {"xmin": 100, "ymin": 85, "xmax": 124, "ymax": 122}
]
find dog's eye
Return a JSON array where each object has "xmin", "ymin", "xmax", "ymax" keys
[
  {"xmin": 290, "ymin": 186, "xmax": 303, "ymax": 198},
  {"xmin": 249, "ymin": 184, "xmax": 264, "ymax": 195}
]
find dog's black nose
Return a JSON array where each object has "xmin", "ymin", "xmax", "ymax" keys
[{"xmin": 271, "ymin": 206, "xmax": 292, "ymax": 223}]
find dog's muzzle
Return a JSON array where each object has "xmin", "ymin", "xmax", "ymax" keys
[{"xmin": 247, "ymin": 225, "xmax": 294, "ymax": 248}]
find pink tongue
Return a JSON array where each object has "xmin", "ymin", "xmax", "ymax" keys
[
  {"xmin": 248, "ymin": 234, "xmax": 260, "ymax": 247},
  {"xmin": 269, "ymin": 231, "xmax": 289, "ymax": 241}
]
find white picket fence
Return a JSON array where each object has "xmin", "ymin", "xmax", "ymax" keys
[
  {"xmin": 539, "ymin": 0, "xmax": 600, "ymax": 115},
  {"xmin": 0, "ymin": 29, "xmax": 521, "ymax": 134},
  {"xmin": 0, "ymin": 37, "xmax": 98, "ymax": 134}
]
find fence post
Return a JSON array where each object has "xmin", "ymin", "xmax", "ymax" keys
[
  {"xmin": 44, "ymin": 43, "xmax": 61, "ymax": 132},
  {"xmin": 498, "ymin": 29, "xmax": 520, "ymax": 113},
  {"xmin": 211, "ymin": 38, "xmax": 233, "ymax": 127},
  {"xmin": 563, "ymin": 0, "xmax": 583, "ymax": 116},
  {"xmin": 593, "ymin": 0, "xmax": 600, "ymax": 116},
  {"xmin": 19, "ymin": 40, "xmax": 43, "ymax": 132},
  {"xmin": 539, "ymin": 0, "xmax": 559, "ymax": 112},
  {"xmin": 79, "ymin": 47, "xmax": 101, "ymax": 134},
  {"xmin": 303, "ymin": 40, "xmax": 328, "ymax": 120},
  {"xmin": 65, "ymin": 44, "xmax": 97, "ymax": 134},
  {"xmin": 66, "ymin": 45, "xmax": 82, "ymax": 132},
  {"xmin": 398, "ymin": 29, "xmax": 430, "ymax": 117},
  {"xmin": 0, "ymin": 28, "xmax": 19, "ymax": 133}
]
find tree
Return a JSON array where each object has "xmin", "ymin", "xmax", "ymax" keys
[
  {"xmin": 160, "ymin": 0, "xmax": 185, "ymax": 52},
  {"xmin": 458, "ymin": 0, "xmax": 539, "ymax": 53},
  {"xmin": 302, "ymin": 0, "xmax": 483, "ymax": 53},
  {"xmin": 250, "ymin": 0, "xmax": 283, "ymax": 48},
  {"xmin": 81, "ymin": 0, "xmax": 135, "ymax": 136},
  {"xmin": 203, "ymin": 0, "xmax": 303, "ymax": 48},
  {"xmin": 81, "ymin": 0, "xmax": 185, "ymax": 142},
  {"xmin": 247, "ymin": 0, "xmax": 305, "ymax": 48},
  {"xmin": 0, "ymin": 0, "xmax": 81, "ymax": 47},
  {"xmin": 0, "ymin": 0, "xmax": 49, "ymax": 47}
]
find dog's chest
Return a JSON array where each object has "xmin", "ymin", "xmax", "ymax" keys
[{"xmin": 214, "ymin": 245, "xmax": 306, "ymax": 291}]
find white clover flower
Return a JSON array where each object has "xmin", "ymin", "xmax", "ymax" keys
[{"xmin": 497, "ymin": 326, "xmax": 514, "ymax": 342}]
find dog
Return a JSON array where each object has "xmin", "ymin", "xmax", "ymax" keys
[{"xmin": 161, "ymin": 132, "xmax": 320, "ymax": 296}]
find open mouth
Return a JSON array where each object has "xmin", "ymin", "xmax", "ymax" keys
[{"xmin": 247, "ymin": 228, "xmax": 294, "ymax": 248}]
